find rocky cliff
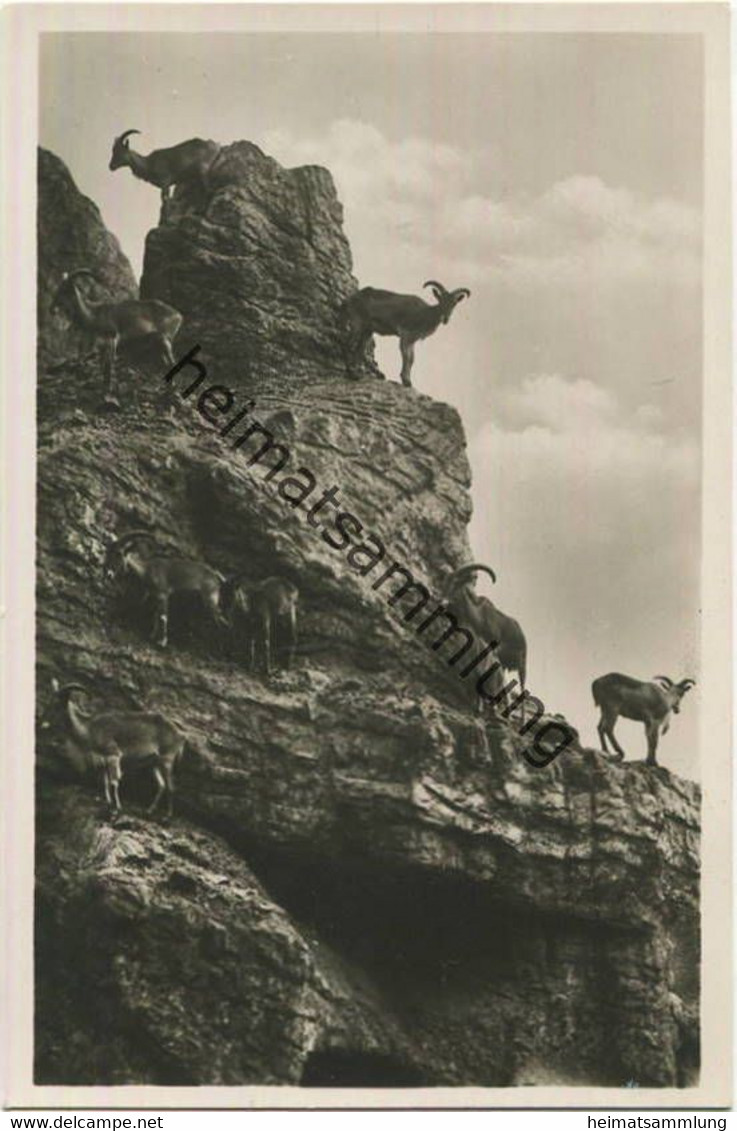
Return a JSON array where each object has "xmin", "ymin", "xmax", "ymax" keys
[
  {"xmin": 35, "ymin": 145, "xmax": 700, "ymax": 1089},
  {"xmin": 37, "ymin": 148, "xmax": 137, "ymax": 379}
]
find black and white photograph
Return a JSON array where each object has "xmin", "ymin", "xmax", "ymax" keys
[{"xmin": 1, "ymin": 0, "xmax": 732, "ymax": 1112}]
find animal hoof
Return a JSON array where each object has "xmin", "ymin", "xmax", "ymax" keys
[{"xmin": 100, "ymin": 396, "xmax": 122, "ymax": 413}]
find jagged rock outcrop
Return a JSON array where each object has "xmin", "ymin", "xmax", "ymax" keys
[
  {"xmin": 140, "ymin": 140, "xmax": 379, "ymax": 385},
  {"xmin": 37, "ymin": 148, "xmax": 137, "ymax": 372},
  {"xmin": 36, "ymin": 146, "xmax": 700, "ymax": 1089}
]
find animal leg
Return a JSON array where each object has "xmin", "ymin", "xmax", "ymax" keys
[
  {"xmin": 206, "ymin": 588, "xmax": 229, "ymax": 632},
  {"xmin": 162, "ymin": 761, "xmax": 175, "ymax": 818},
  {"xmin": 346, "ymin": 326, "xmax": 371, "ymax": 378},
  {"xmin": 355, "ymin": 329, "xmax": 372, "ymax": 361},
  {"xmin": 261, "ymin": 612, "xmax": 272, "ymax": 675},
  {"xmin": 148, "ymin": 765, "xmax": 166, "ymax": 815},
  {"xmin": 152, "ymin": 332, "xmax": 176, "ymax": 371},
  {"xmin": 285, "ymin": 607, "xmax": 297, "ymax": 670},
  {"xmin": 154, "ymin": 335, "xmax": 179, "ymax": 418},
  {"xmin": 264, "ymin": 615, "xmax": 273, "ymax": 675},
  {"xmin": 513, "ymin": 670, "xmax": 527, "ymax": 725},
  {"xmin": 103, "ymin": 750, "xmax": 123, "ymax": 813},
  {"xmin": 100, "ymin": 761, "xmax": 112, "ymax": 809},
  {"xmin": 195, "ymin": 165, "xmax": 215, "ymax": 212},
  {"xmin": 159, "ymin": 185, "xmax": 172, "ymax": 222},
  {"xmin": 399, "ymin": 336, "xmax": 415, "ymax": 387},
  {"xmin": 153, "ymin": 593, "xmax": 169, "ymax": 647},
  {"xmin": 597, "ymin": 716, "xmax": 610, "ymax": 754},
  {"xmin": 645, "ymin": 721, "xmax": 660, "ymax": 766},
  {"xmin": 604, "ymin": 712, "xmax": 626, "ymax": 761},
  {"xmin": 103, "ymin": 336, "xmax": 120, "ymax": 404}
]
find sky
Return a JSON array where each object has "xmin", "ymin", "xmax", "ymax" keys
[{"xmin": 39, "ymin": 30, "xmax": 703, "ymax": 777}]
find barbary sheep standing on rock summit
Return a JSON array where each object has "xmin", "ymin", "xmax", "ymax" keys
[
  {"xmin": 108, "ymin": 130, "xmax": 222, "ymax": 217},
  {"xmin": 340, "ymin": 280, "xmax": 471, "ymax": 387}
]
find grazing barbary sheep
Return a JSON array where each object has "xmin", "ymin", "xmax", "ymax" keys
[
  {"xmin": 221, "ymin": 575, "xmax": 300, "ymax": 675},
  {"xmin": 591, "ymin": 673, "xmax": 696, "ymax": 765},
  {"xmin": 103, "ymin": 531, "xmax": 228, "ymax": 648},
  {"xmin": 42, "ymin": 680, "xmax": 185, "ymax": 817},
  {"xmin": 340, "ymin": 280, "xmax": 471, "ymax": 387}
]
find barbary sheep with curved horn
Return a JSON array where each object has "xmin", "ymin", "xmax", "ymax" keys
[
  {"xmin": 42, "ymin": 680, "xmax": 185, "ymax": 817},
  {"xmin": 103, "ymin": 530, "xmax": 229, "ymax": 648},
  {"xmin": 339, "ymin": 280, "xmax": 471, "ymax": 387},
  {"xmin": 51, "ymin": 269, "xmax": 182, "ymax": 403},
  {"xmin": 108, "ymin": 130, "xmax": 222, "ymax": 217},
  {"xmin": 591, "ymin": 673, "xmax": 696, "ymax": 766},
  {"xmin": 440, "ymin": 563, "xmax": 527, "ymax": 713}
]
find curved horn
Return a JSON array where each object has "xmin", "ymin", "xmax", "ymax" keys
[
  {"xmin": 653, "ymin": 675, "xmax": 674, "ymax": 686},
  {"xmin": 114, "ymin": 529, "xmax": 157, "ymax": 549},
  {"xmin": 423, "ymin": 280, "xmax": 447, "ymax": 296},
  {"xmin": 678, "ymin": 678, "xmax": 696, "ymax": 690},
  {"xmin": 449, "ymin": 562, "xmax": 497, "ymax": 585},
  {"xmin": 117, "ymin": 129, "xmax": 141, "ymax": 144},
  {"xmin": 63, "ymin": 268, "xmax": 103, "ymax": 286},
  {"xmin": 57, "ymin": 682, "xmax": 88, "ymax": 698},
  {"xmin": 452, "ymin": 287, "xmax": 471, "ymax": 301}
]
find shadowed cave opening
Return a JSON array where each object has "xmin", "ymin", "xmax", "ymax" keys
[
  {"xmin": 301, "ymin": 1048, "xmax": 427, "ymax": 1087},
  {"xmin": 229, "ymin": 835, "xmax": 617, "ymax": 997},
  {"xmin": 190, "ymin": 820, "xmax": 632, "ymax": 1085},
  {"xmin": 177, "ymin": 799, "xmax": 699, "ymax": 1087}
]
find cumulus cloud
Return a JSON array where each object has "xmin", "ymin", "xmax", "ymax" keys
[
  {"xmin": 264, "ymin": 119, "xmax": 468, "ymax": 212},
  {"xmin": 446, "ymin": 175, "xmax": 700, "ymax": 288},
  {"xmin": 499, "ymin": 373, "xmax": 617, "ymax": 432},
  {"xmin": 471, "ymin": 373, "xmax": 699, "ymax": 536},
  {"xmin": 263, "ymin": 121, "xmax": 701, "ymax": 290}
]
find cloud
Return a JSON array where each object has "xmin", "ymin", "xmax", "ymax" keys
[
  {"xmin": 466, "ymin": 372, "xmax": 700, "ymax": 704},
  {"xmin": 264, "ymin": 119, "xmax": 468, "ymax": 211},
  {"xmin": 499, "ymin": 373, "xmax": 617, "ymax": 432},
  {"xmin": 446, "ymin": 175, "xmax": 701, "ymax": 288},
  {"xmin": 471, "ymin": 374, "xmax": 699, "ymax": 536},
  {"xmin": 263, "ymin": 122, "xmax": 701, "ymax": 291}
]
